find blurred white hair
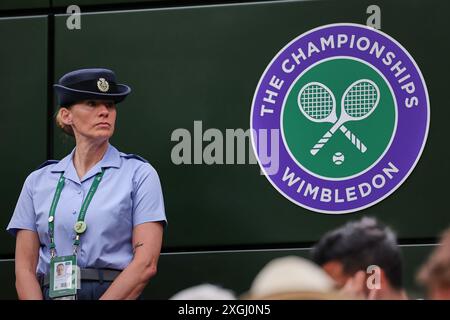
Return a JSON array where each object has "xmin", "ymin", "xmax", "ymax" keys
[{"xmin": 170, "ymin": 283, "xmax": 236, "ymax": 300}]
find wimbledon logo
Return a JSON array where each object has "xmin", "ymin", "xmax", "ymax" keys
[{"xmin": 250, "ymin": 23, "xmax": 430, "ymax": 214}]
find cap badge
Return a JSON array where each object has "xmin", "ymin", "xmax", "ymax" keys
[{"xmin": 97, "ymin": 78, "xmax": 109, "ymax": 92}]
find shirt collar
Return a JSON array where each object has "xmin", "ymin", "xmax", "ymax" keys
[{"xmin": 51, "ymin": 143, "xmax": 121, "ymax": 183}]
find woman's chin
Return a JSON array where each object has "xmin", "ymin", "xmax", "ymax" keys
[{"xmin": 88, "ymin": 130, "xmax": 113, "ymax": 141}]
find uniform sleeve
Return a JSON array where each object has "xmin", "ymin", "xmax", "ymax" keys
[
  {"xmin": 132, "ymin": 163, "xmax": 167, "ymax": 228},
  {"xmin": 6, "ymin": 173, "xmax": 37, "ymax": 237}
]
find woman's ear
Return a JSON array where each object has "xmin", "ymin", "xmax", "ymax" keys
[{"xmin": 59, "ymin": 107, "xmax": 73, "ymax": 125}]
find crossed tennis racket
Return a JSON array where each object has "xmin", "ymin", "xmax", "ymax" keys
[{"xmin": 297, "ymin": 79, "xmax": 380, "ymax": 156}]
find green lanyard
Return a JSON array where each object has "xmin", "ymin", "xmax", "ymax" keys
[{"xmin": 48, "ymin": 169, "xmax": 105, "ymax": 258}]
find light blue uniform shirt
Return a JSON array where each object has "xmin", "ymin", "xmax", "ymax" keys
[{"xmin": 7, "ymin": 143, "xmax": 167, "ymax": 275}]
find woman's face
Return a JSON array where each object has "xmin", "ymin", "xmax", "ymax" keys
[
  {"xmin": 56, "ymin": 264, "xmax": 64, "ymax": 276},
  {"xmin": 63, "ymin": 100, "xmax": 116, "ymax": 142}
]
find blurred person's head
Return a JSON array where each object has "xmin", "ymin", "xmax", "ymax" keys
[
  {"xmin": 243, "ymin": 256, "xmax": 344, "ymax": 299},
  {"xmin": 417, "ymin": 228, "xmax": 450, "ymax": 300},
  {"xmin": 311, "ymin": 217, "xmax": 406, "ymax": 300},
  {"xmin": 170, "ymin": 283, "xmax": 236, "ymax": 300}
]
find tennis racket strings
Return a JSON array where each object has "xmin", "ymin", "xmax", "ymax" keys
[{"xmin": 343, "ymin": 80, "xmax": 379, "ymax": 118}]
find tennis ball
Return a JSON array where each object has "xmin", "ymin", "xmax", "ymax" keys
[{"xmin": 332, "ymin": 152, "xmax": 345, "ymax": 165}]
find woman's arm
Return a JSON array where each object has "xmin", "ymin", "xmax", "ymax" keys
[
  {"xmin": 15, "ymin": 230, "xmax": 43, "ymax": 300},
  {"xmin": 100, "ymin": 221, "xmax": 164, "ymax": 300}
]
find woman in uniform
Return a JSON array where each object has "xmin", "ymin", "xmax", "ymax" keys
[{"xmin": 7, "ymin": 68, "xmax": 167, "ymax": 300}]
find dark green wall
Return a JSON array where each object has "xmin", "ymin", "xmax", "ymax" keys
[
  {"xmin": 53, "ymin": 0, "xmax": 162, "ymax": 6},
  {"xmin": 0, "ymin": 16, "xmax": 48, "ymax": 255},
  {"xmin": 0, "ymin": 0, "xmax": 448, "ymax": 299},
  {"xmin": 0, "ymin": 1, "xmax": 49, "ymax": 11}
]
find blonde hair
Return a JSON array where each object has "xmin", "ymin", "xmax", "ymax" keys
[{"xmin": 55, "ymin": 107, "xmax": 75, "ymax": 137}]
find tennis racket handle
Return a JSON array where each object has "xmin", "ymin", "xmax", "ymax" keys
[
  {"xmin": 340, "ymin": 126, "xmax": 367, "ymax": 153},
  {"xmin": 310, "ymin": 131, "xmax": 333, "ymax": 155}
]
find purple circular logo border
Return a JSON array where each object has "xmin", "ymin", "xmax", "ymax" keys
[{"xmin": 250, "ymin": 23, "xmax": 430, "ymax": 214}]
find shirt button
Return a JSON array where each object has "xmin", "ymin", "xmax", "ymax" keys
[
  {"xmin": 72, "ymin": 210, "xmax": 77, "ymax": 215},
  {"xmin": 77, "ymin": 190, "xmax": 82, "ymax": 194}
]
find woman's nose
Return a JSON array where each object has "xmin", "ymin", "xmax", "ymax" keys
[{"xmin": 98, "ymin": 103, "xmax": 110, "ymax": 115}]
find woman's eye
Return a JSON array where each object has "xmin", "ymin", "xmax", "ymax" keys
[{"xmin": 87, "ymin": 101, "xmax": 96, "ymax": 106}]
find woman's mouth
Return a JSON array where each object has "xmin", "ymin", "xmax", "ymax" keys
[{"xmin": 96, "ymin": 122, "xmax": 111, "ymax": 128}]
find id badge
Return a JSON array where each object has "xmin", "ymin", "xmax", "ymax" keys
[{"xmin": 49, "ymin": 255, "xmax": 78, "ymax": 299}]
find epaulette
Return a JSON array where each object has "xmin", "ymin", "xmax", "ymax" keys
[
  {"xmin": 120, "ymin": 153, "xmax": 149, "ymax": 163},
  {"xmin": 37, "ymin": 160, "xmax": 59, "ymax": 170}
]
